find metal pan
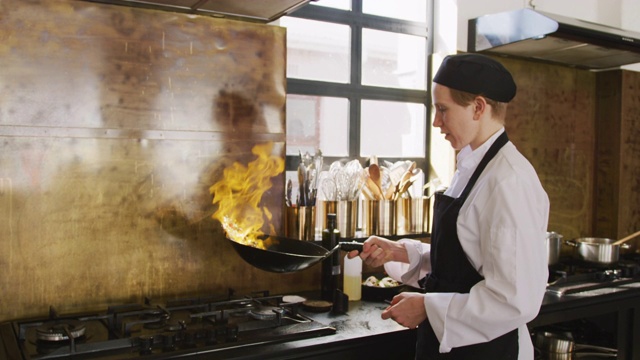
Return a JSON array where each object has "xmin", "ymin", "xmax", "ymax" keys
[
  {"xmin": 565, "ymin": 237, "xmax": 630, "ymax": 265},
  {"xmin": 227, "ymin": 235, "xmax": 363, "ymax": 273},
  {"xmin": 534, "ymin": 331, "xmax": 617, "ymax": 359}
]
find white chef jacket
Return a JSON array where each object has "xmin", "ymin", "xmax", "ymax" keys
[{"xmin": 384, "ymin": 128, "xmax": 549, "ymax": 360}]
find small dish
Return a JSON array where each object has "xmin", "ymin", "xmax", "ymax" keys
[{"xmin": 361, "ymin": 273, "xmax": 409, "ymax": 301}]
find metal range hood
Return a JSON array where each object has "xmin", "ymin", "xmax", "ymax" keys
[
  {"xmin": 84, "ymin": 0, "xmax": 313, "ymax": 23},
  {"xmin": 468, "ymin": 9, "xmax": 640, "ymax": 70}
]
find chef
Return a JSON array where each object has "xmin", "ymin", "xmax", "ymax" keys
[{"xmin": 351, "ymin": 54, "xmax": 549, "ymax": 359}]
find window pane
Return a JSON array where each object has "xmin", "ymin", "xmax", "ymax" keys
[
  {"xmin": 362, "ymin": 29, "xmax": 426, "ymax": 90},
  {"xmin": 286, "ymin": 95, "xmax": 349, "ymax": 157},
  {"xmin": 360, "ymin": 100, "xmax": 425, "ymax": 157},
  {"xmin": 279, "ymin": 17, "xmax": 351, "ymax": 83},
  {"xmin": 363, "ymin": 0, "xmax": 427, "ymax": 22},
  {"xmin": 311, "ymin": 0, "xmax": 351, "ymax": 10}
]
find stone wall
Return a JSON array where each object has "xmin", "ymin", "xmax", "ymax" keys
[{"xmin": 0, "ymin": 0, "xmax": 319, "ymax": 322}]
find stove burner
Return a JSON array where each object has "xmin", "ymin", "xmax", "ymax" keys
[
  {"xmin": 228, "ymin": 300, "xmax": 255, "ymax": 317},
  {"xmin": 249, "ymin": 306, "xmax": 280, "ymax": 321},
  {"xmin": 9, "ymin": 292, "xmax": 337, "ymax": 359},
  {"xmin": 546, "ymin": 265, "xmax": 640, "ymax": 296},
  {"xmin": 36, "ymin": 320, "xmax": 86, "ymax": 341},
  {"xmin": 142, "ymin": 319, "xmax": 165, "ymax": 330}
]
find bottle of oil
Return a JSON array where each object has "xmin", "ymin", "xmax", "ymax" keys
[
  {"xmin": 321, "ymin": 213, "xmax": 340, "ymax": 301},
  {"xmin": 343, "ymin": 253, "xmax": 362, "ymax": 301}
]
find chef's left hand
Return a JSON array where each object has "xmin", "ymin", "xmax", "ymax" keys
[{"xmin": 381, "ymin": 292, "xmax": 426, "ymax": 329}]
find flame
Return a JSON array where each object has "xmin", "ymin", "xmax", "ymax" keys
[{"xmin": 210, "ymin": 142, "xmax": 284, "ymax": 249}]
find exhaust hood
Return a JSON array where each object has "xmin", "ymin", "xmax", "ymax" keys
[
  {"xmin": 468, "ymin": 9, "xmax": 640, "ymax": 70},
  {"xmin": 84, "ymin": 0, "xmax": 313, "ymax": 23}
]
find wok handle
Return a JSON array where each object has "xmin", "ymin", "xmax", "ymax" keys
[{"xmin": 339, "ymin": 241, "xmax": 364, "ymax": 253}]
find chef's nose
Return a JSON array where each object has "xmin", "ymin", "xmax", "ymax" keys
[{"xmin": 432, "ymin": 113, "xmax": 443, "ymax": 127}]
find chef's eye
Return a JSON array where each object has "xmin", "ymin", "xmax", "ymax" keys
[{"xmin": 434, "ymin": 105, "xmax": 446, "ymax": 113}]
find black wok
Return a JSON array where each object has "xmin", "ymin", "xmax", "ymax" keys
[{"xmin": 228, "ymin": 235, "xmax": 363, "ymax": 273}]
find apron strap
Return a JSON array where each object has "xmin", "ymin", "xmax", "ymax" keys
[{"xmin": 457, "ymin": 131, "xmax": 509, "ymax": 203}]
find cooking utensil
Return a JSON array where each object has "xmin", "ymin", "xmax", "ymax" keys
[
  {"xmin": 565, "ymin": 237, "xmax": 631, "ymax": 265},
  {"xmin": 285, "ymin": 179, "xmax": 293, "ymax": 206},
  {"xmin": 612, "ymin": 230, "xmax": 640, "ymax": 246},
  {"xmin": 297, "ymin": 162, "xmax": 306, "ymax": 205},
  {"xmin": 227, "ymin": 235, "xmax": 363, "ymax": 273},
  {"xmin": 546, "ymin": 232, "xmax": 563, "ymax": 266},
  {"xmin": 534, "ymin": 331, "xmax": 617, "ymax": 359},
  {"xmin": 366, "ymin": 177, "xmax": 383, "ymax": 200},
  {"xmin": 368, "ymin": 164, "xmax": 382, "ymax": 196}
]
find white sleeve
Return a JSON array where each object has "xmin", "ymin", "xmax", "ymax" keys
[{"xmin": 383, "ymin": 239, "xmax": 431, "ymax": 288}]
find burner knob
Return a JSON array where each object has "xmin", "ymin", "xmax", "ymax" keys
[
  {"xmin": 226, "ymin": 324, "xmax": 239, "ymax": 342},
  {"xmin": 138, "ymin": 335, "xmax": 154, "ymax": 355}
]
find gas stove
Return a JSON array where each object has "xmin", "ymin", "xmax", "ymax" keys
[
  {"xmin": 0, "ymin": 290, "xmax": 335, "ymax": 359},
  {"xmin": 546, "ymin": 254, "xmax": 640, "ymax": 297}
]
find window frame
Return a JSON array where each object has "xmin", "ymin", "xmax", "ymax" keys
[{"xmin": 284, "ymin": 0, "xmax": 434, "ymax": 176}]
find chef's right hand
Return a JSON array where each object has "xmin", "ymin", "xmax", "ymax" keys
[{"xmin": 347, "ymin": 236, "xmax": 405, "ymax": 267}]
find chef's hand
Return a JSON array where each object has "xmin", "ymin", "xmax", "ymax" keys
[
  {"xmin": 347, "ymin": 236, "xmax": 408, "ymax": 267},
  {"xmin": 381, "ymin": 292, "xmax": 426, "ymax": 329}
]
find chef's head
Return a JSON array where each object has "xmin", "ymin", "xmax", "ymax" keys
[{"xmin": 433, "ymin": 53, "xmax": 516, "ymax": 119}]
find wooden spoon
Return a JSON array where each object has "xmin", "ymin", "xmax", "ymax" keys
[
  {"xmin": 368, "ymin": 164, "xmax": 383, "ymax": 195},
  {"xmin": 384, "ymin": 181, "xmax": 395, "ymax": 200},
  {"xmin": 366, "ymin": 177, "xmax": 383, "ymax": 200},
  {"xmin": 612, "ymin": 230, "xmax": 640, "ymax": 246},
  {"xmin": 393, "ymin": 179, "xmax": 413, "ymax": 200}
]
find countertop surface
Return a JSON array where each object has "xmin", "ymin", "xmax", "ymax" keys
[
  {"xmin": 3, "ymin": 284, "xmax": 640, "ymax": 359},
  {"xmin": 243, "ymin": 282, "xmax": 640, "ymax": 359},
  {"xmin": 191, "ymin": 295, "xmax": 416, "ymax": 359},
  {"xmin": 211, "ymin": 281, "xmax": 640, "ymax": 359}
]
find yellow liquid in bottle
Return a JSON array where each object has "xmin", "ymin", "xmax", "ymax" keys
[{"xmin": 343, "ymin": 275, "xmax": 362, "ymax": 301}]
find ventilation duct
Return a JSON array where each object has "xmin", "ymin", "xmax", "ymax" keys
[{"xmin": 468, "ymin": 9, "xmax": 640, "ymax": 70}]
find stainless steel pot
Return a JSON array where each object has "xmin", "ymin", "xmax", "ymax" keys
[
  {"xmin": 565, "ymin": 237, "xmax": 630, "ymax": 265},
  {"xmin": 534, "ymin": 331, "xmax": 617, "ymax": 359},
  {"xmin": 546, "ymin": 232, "xmax": 563, "ymax": 265}
]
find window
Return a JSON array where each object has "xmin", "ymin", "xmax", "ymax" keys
[
  {"xmin": 279, "ymin": 17, "xmax": 351, "ymax": 84},
  {"xmin": 274, "ymin": 0, "xmax": 433, "ymax": 199}
]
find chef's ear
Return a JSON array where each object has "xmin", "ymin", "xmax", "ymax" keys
[{"xmin": 472, "ymin": 96, "xmax": 487, "ymax": 120}]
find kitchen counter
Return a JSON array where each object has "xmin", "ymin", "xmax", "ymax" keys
[
  {"xmin": 208, "ymin": 285, "xmax": 640, "ymax": 360},
  {"xmin": 4, "ymin": 285, "xmax": 636, "ymax": 359},
  {"xmin": 178, "ymin": 296, "xmax": 417, "ymax": 360},
  {"xmin": 175, "ymin": 283, "xmax": 640, "ymax": 360}
]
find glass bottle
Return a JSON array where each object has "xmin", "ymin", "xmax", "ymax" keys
[{"xmin": 321, "ymin": 213, "xmax": 340, "ymax": 301}]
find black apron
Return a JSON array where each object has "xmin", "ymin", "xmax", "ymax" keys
[{"xmin": 416, "ymin": 131, "xmax": 518, "ymax": 360}]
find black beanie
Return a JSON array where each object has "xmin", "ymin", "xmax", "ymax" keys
[{"xmin": 433, "ymin": 54, "xmax": 517, "ymax": 102}]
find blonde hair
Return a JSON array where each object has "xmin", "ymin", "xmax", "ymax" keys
[{"xmin": 449, "ymin": 88, "xmax": 508, "ymax": 120}]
